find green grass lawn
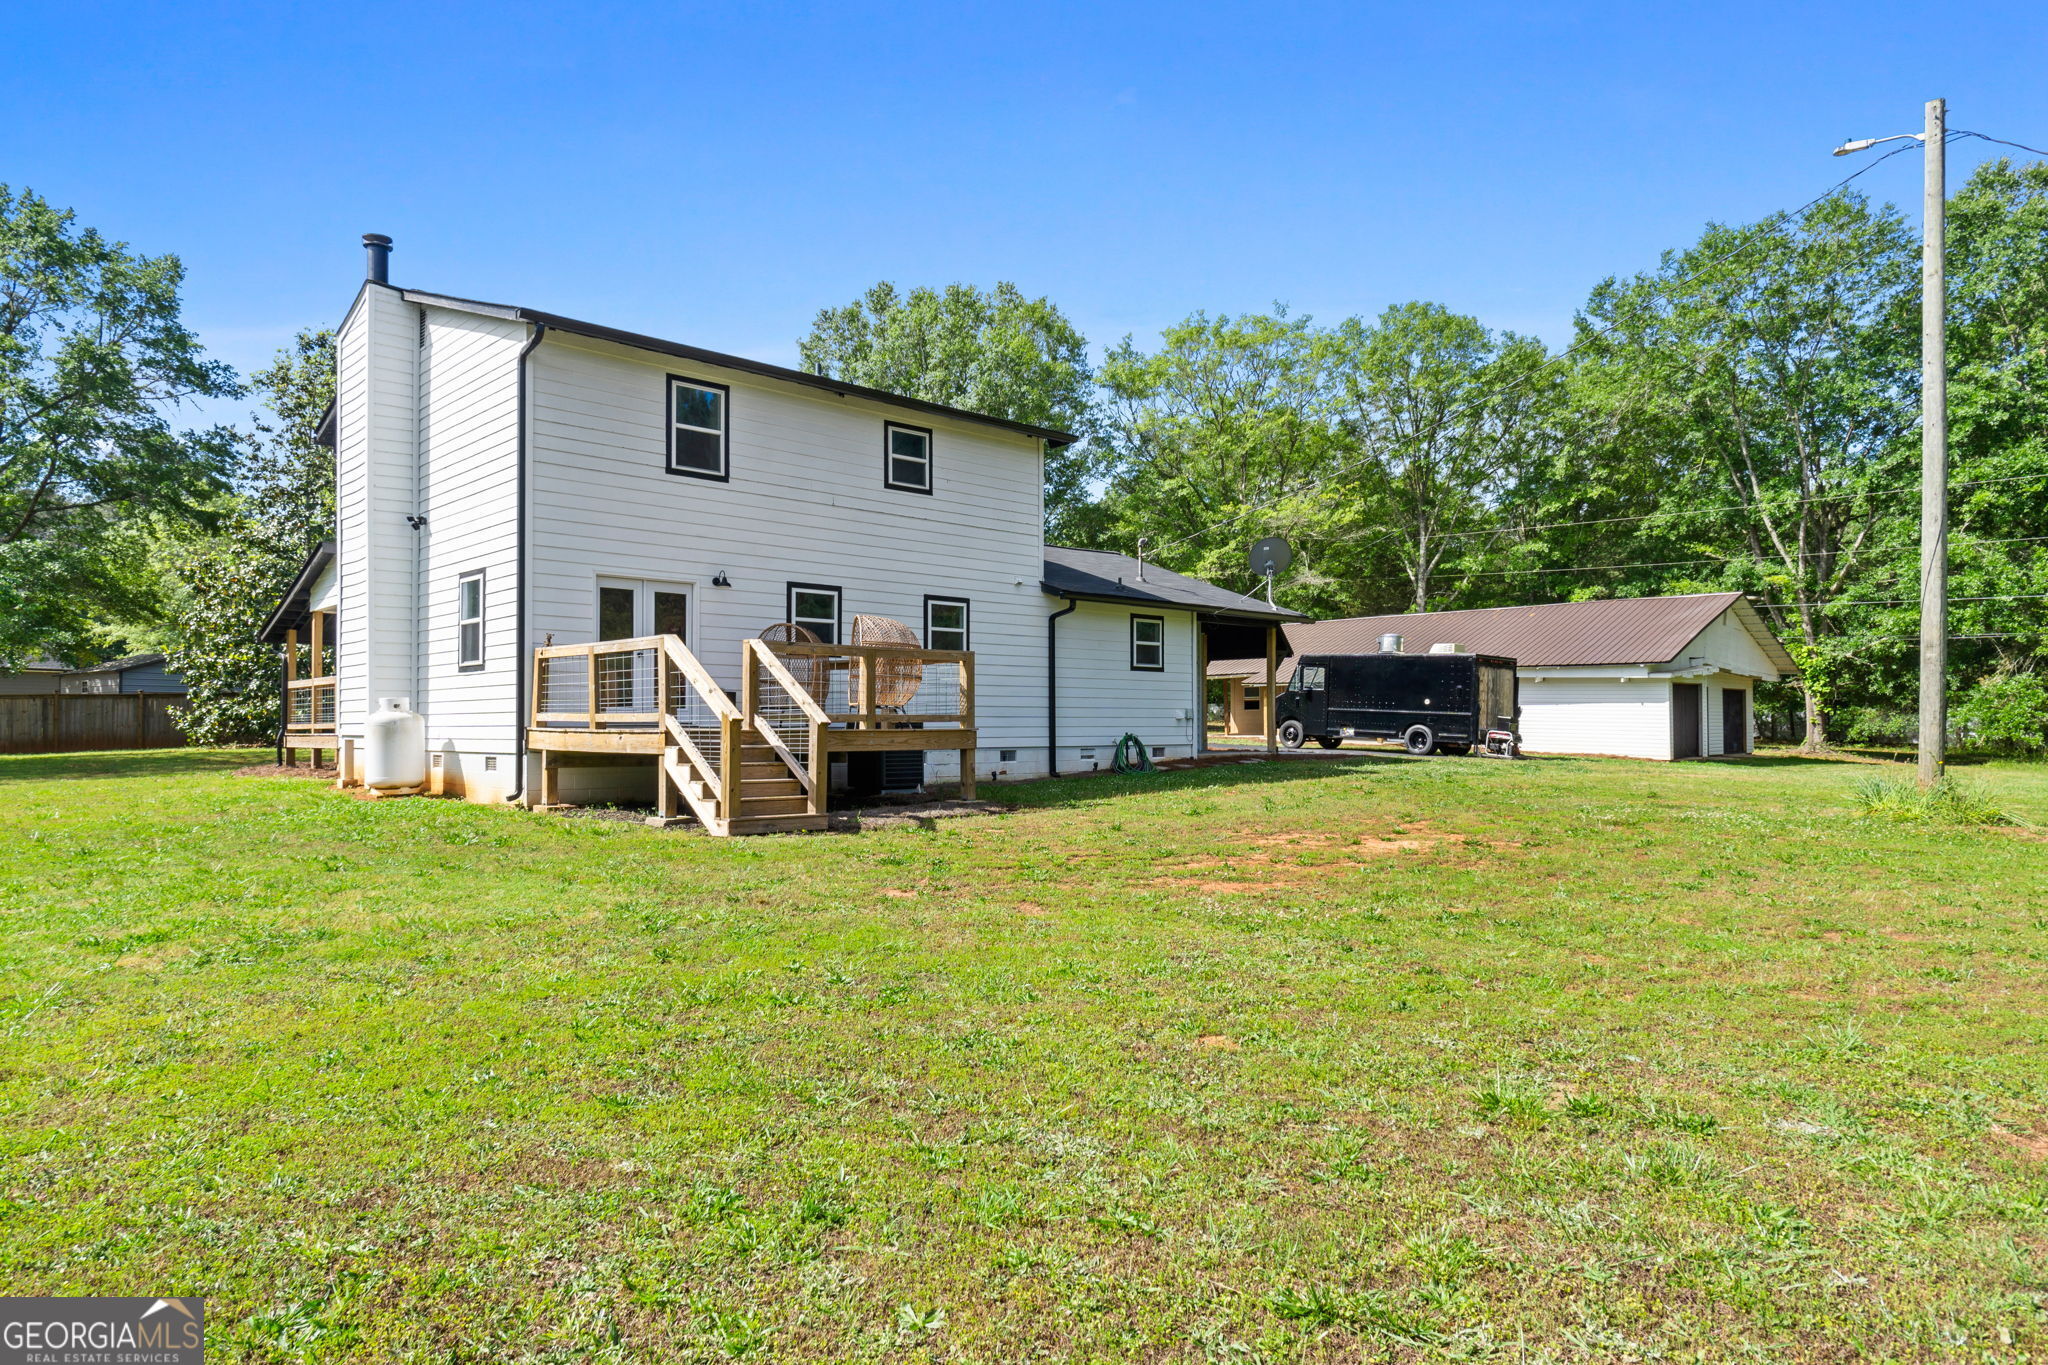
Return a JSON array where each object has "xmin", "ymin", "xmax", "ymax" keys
[{"xmin": 3, "ymin": 748, "xmax": 2046, "ymax": 1362}]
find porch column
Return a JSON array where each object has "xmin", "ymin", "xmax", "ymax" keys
[
  {"xmin": 1196, "ymin": 621, "xmax": 1209, "ymax": 754},
  {"xmin": 1264, "ymin": 624, "xmax": 1278, "ymax": 754}
]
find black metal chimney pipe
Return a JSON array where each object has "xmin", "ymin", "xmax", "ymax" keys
[{"xmin": 362, "ymin": 233, "xmax": 392, "ymax": 284}]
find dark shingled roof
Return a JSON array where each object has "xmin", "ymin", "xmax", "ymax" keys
[
  {"xmin": 66, "ymin": 653, "xmax": 169, "ymax": 675},
  {"xmin": 259, "ymin": 541, "xmax": 337, "ymax": 644},
  {"xmin": 1041, "ymin": 547, "xmax": 1304, "ymax": 621},
  {"xmin": 1210, "ymin": 593, "xmax": 1796, "ymax": 681}
]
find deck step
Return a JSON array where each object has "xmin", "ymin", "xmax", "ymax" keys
[
  {"xmin": 725, "ymin": 813, "xmax": 829, "ymax": 835},
  {"xmin": 741, "ymin": 776, "xmax": 804, "ymax": 795},
  {"xmin": 738, "ymin": 795, "xmax": 812, "ymax": 817}
]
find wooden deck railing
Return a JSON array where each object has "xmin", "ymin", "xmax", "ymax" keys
[
  {"xmin": 762, "ymin": 641, "xmax": 975, "ymax": 729},
  {"xmin": 285, "ymin": 677, "xmax": 337, "ymax": 734},
  {"xmin": 530, "ymin": 635, "xmax": 980, "ymax": 820}
]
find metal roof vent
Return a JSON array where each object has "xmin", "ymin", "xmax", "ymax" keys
[{"xmin": 1378, "ymin": 633, "xmax": 1404, "ymax": 654}]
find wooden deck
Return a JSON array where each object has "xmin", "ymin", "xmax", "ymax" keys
[{"xmin": 527, "ymin": 635, "xmax": 975, "ymax": 835}]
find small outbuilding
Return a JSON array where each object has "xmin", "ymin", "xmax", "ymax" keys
[{"xmin": 1211, "ymin": 593, "xmax": 1797, "ymax": 760}]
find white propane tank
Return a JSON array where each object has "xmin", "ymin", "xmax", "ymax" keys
[{"xmin": 364, "ymin": 697, "xmax": 427, "ymax": 791}]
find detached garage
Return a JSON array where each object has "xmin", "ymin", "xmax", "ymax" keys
[{"xmin": 1211, "ymin": 593, "xmax": 1797, "ymax": 760}]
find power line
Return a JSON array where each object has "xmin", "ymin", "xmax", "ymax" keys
[
  {"xmin": 1416, "ymin": 470, "xmax": 2048, "ymax": 545},
  {"xmin": 1953, "ymin": 129, "xmax": 2048, "ymax": 158},
  {"xmin": 1773, "ymin": 591, "xmax": 2048, "ymax": 610},
  {"xmin": 1147, "ymin": 141, "xmax": 1927, "ymax": 556},
  {"xmin": 1445, "ymin": 531, "xmax": 2048, "ymax": 581}
]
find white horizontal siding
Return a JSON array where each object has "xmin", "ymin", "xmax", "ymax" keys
[
  {"xmin": 526, "ymin": 336, "xmax": 1049, "ymax": 777},
  {"xmin": 1668, "ymin": 610, "xmax": 1781, "ymax": 680},
  {"xmin": 1519, "ymin": 675, "xmax": 1673, "ymax": 760},
  {"xmin": 1052, "ymin": 600, "xmax": 1200, "ymax": 765},
  {"xmin": 415, "ymin": 306, "xmax": 524, "ymax": 757}
]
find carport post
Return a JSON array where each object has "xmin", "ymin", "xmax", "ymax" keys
[{"xmin": 1264, "ymin": 624, "xmax": 1278, "ymax": 754}]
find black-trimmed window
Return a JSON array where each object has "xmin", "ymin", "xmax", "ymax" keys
[
  {"xmin": 924, "ymin": 596, "xmax": 969, "ymax": 652},
  {"xmin": 884, "ymin": 422, "xmax": 933, "ymax": 493},
  {"xmin": 457, "ymin": 570, "xmax": 485, "ymax": 668},
  {"xmin": 1130, "ymin": 614, "xmax": 1165, "ymax": 671},
  {"xmin": 667, "ymin": 376, "xmax": 729, "ymax": 479},
  {"xmin": 788, "ymin": 583, "xmax": 842, "ymax": 644}
]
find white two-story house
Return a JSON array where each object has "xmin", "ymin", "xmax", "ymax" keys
[{"xmin": 262, "ymin": 236, "xmax": 1296, "ymax": 832}]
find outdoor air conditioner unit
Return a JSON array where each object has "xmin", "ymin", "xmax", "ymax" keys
[{"xmin": 1429, "ymin": 642, "xmax": 1467, "ymax": 655}]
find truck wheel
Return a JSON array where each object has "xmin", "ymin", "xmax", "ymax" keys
[
  {"xmin": 1315, "ymin": 736, "xmax": 1344, "ymax": 750},
  {"xmin": 1403, "ymin": 725, "xmax": 1434, "ymax": 756},
  {"xmin": 1278, "ymin": 719, "xmax": 1306, "ymax": 749}
]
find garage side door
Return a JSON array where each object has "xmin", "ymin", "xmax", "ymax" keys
[{"xmin": 1672, "ymin": 683, "xmax": 1703, "ymax": 759}]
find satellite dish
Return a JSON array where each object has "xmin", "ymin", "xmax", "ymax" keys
[{"xmin": 1248, "ymin": 536, "xmax": 1293, "ymax": 577}]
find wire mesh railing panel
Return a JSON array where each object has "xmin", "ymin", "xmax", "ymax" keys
[
  {"xmin": 663, "ymin": 658, "xmax": 726, "ymax": 780},
  {"xmin": 596, "ymin": 648, "xmax": 658, "ymax": 715},
  {"xmin": 895, "ymin": 661, "xmax": 963, "ymax": 722},
  {"xmin": 751, "ymin": 666, "xmax": 813, "ymax": 769},
  {"xmin": 287, "ymin": 683, "xmax": 336, "ymax": 731},
  {"xmin": 536, "ymin": 655, "xmax": 589, "ymax": 720}
]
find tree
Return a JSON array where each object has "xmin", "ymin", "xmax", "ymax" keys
[
  {"xmin": 165, "ymin": 329, "xmax": 335, "ymax": 744},
  {"xmin": 1567, "ymin": 192, "xmax": 1920, "ymax": 748},
  {"xmin": 797, "ymin": 282, "xmax": 1096, "ymax": 536},
  {"xmin": 0, "ymin": 186, "xmax": 239, "ymax": 667},
  {"xmin": 1093, "ymin": 308, "xmax": 1364, "ymax": 613},
  {"xmin": 1322, "ymin": 303, "xmax": 1562, "ymax": 611}
]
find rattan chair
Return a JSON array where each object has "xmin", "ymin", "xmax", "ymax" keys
[
  {"xmin": 851, "ymin": 614, "xmax": 924, "ymax": 709},
  {"xmin": 758, "ymin": 622, "xmax": 826, "ymax": 699}
]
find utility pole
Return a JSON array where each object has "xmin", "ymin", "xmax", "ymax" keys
[{"xmin": 1918, "ymin": 97, "xmax": 1947, "ymax": 787}]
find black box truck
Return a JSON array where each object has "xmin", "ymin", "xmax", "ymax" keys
[{"xmin": 1276, "ymin": 650, "xmax": 1520, "ymax": 755}]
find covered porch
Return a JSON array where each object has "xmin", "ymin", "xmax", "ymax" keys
[{"xmin": 257, "ymin": 541, "xmax": 340, "ymax": 768}]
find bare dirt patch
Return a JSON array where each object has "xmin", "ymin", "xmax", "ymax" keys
[
  {"xmin": 1196, "ymin": 1035, "xmax": 1241, "ymax": 1051},
  {"xmin": 1989, "ymin": 1125, "xmax": 2048, "ymax": 1162},
  {"xmin": 1147, "ymin": 821, "xmax": 1514, "ymax": 893}
]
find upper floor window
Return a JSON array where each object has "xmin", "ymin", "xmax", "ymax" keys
[
  {"xmin": 924, "ymin": 597, "xmax": 969, "ymax": 652},
  {"xmin": 1130, "ymin": 614, "xmax": 1165, "ymax": 671},
  {"xmin": 457, "ymin": 570, "xmax": 485, "ymax": 668},
  {"xmin": 884, "ymin": 422, "xmax": 933, "ymax": 494},
  {"xmin": 668, "ymin": 376, "xmax": 729, "ymax": 480}
]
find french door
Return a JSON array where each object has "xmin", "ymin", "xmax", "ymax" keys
[{"xmin": 595, "ymin": 578, "xmax": 690, "ymax": 714}]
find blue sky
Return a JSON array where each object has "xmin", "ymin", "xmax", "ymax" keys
[{"xmin": 10, "ymin": 1, "xmax": 2047, "ymax": 431}]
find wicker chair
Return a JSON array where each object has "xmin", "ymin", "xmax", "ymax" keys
[
  {"xmin": 851, "ymin": 614, "xmax": 924, "ymax": 709},
  {"xmin": 758, "ymin": 622, "xmax": 825, "ymax": 699}
]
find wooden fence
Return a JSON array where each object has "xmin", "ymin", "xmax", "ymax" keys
[{"xmin": 0, "ymin": 693, "xmax": 188, "ymax": 754}]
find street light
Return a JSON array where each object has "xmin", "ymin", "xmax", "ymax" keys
[
  {"xmin": 1835, "ymin": 100, "xmax": 1947, "ymax": 787},
  {"xmin": 1831, "ymin": 133, "xmax": 1922, "ymax": 156}
]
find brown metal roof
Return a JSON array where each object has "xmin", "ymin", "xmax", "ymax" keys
[{"xmin": 1210, "ymin": 594, "xmax": 1797, "ymax": 679}]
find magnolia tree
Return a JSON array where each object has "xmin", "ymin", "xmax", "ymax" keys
[{"xmin": 167, "ymin": 330, "xmax": 334, "ymax": 744}]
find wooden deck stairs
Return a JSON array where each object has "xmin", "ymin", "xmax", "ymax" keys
[
  {"xmin": 528, "ymin": 632, "xmax": 975, "ymax": 837},
  {"xmin": 660, "ymin": 727, "xmax": 823, "ymax": 835}
]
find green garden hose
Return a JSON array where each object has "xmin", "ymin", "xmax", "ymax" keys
[{"xmin": 1112, "ymin": 733, "xmax": 1157, "ymax": 775}]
